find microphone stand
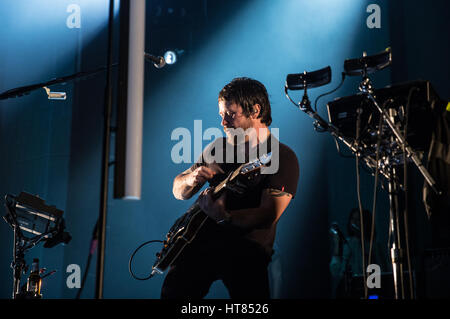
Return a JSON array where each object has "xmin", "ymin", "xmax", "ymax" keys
[{"xmin": 0, "ymin": 66, "xmax": 113, "ymax": 101}]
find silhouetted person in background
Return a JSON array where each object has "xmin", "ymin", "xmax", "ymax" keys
[{"xmin": 329, "ymin": 208, "xmax": 387, "ymax": 298}]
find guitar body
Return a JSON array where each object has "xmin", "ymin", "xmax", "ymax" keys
[
  {"xmin": 152, "ymin": 203, "xmax": 208, "ymax": 273},
  {"xmin": 151, "ymin": 153, "xmax": 272, "ymax": 276}
]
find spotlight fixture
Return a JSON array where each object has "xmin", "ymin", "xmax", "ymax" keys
[
  {"xmin": 162, "ymin": 49, "xmax": 185, "ymax": 65},
  {"xmin": 163, "ymin": 50, "xmax": 177, "ymax": 65},
  {"xmin": 3, "ymin": 192, "xmax": 71, "ymax": 246},
  {"xmin": 344, "ymin": 47, "xmax": 392, "ymax": 76},
  {"xmin": 285, "ymin": 66, "xmax": 332, "ymax": 91},
  {"xmin": 284, "ymin": 66, "xmax": 333, "ymax": 132},
  {"xmin": 285, "ymin": 66, "xmax": 332, "ymax": 111}
]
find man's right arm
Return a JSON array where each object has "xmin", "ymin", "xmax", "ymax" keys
[{"xmin": 172, "ymin": 165, "xmax": 218, "ymax": 200}]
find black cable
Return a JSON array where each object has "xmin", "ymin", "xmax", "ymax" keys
[
  {"xmin": 333, "ymin": 137, "xmax": 355, "ymax": 158},
  {"xmin": 75, "ymin": 244, "xmax": 94, "ymax": 299},
  {"xmin": 355, "ymin": 106, "xmax": 368, "ymax": 299},
  {"xmin": 315, "ymin": 73, "xmax": 351, "ymax": 156},
  {"xmin": 368, "ymin": 106, "xmax": 384, "ymax": 268},
  {"xmin": 76, "ymin": 220, "xmax": 98, "ymax": 299},
  {"xmin": 314, "ymin": 72, "xmax": 346, "ymax": 112},
  {"xmin": 129, "ymin": 240, "xmax": 164, "ymax": 281},
  {"xmin": 356, "ymin": 156, "xmax": 368, "ymax": 299},
  {"xmin": 286, "ymin": 72, "xmax": 346, "ymax": 112},
  {"xmin": 367, "ymin": 98, "xmax": 393, "ymax": 267},
  {"xmin": 402, "ymin": 87, "xmax": 419, "ymax": 298},
  {"xmin": 285, "ymin": 73, "xmax": 346, "ymax": 134},
  {"xmin": 285, "ymin": 87, "xmax": 300, "ymax": 108}
]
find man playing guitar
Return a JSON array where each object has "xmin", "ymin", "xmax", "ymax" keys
[{"xmin": 161, "ymin": 77, "xmax": 299, "ymax": 299}]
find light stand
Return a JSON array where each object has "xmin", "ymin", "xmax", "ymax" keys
[
  {"xmin": 284, "ymin": 67, "xmax": 381, "ymax": 170},
  {"xmin": 11, "ymin": 222, "xmax": 25, "ymax": 299},
  {"xmin": 285, "ymin": 66, "xmax": 333, "ymax": 130},
  {"xmin": 3, "ymin": 192, "xmax": 71, "ymax": 299},
  {"xmin": 286, "ymin": 48, "xmax": 441, "ymax": 299},
  {"xmin": 345, "ymin": 48, "xmax": 441, "ymax": 299}
]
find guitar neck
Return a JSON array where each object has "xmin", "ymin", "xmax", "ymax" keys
[
  {"xmin": 189, "ymin": 176, "xmax": 228, "ymax": 211},
  {"xmin": 211, "ymin": 163, "xmax": 245, "ymax": 199},
  {"xmin": 211, "ymin": 179, "xmax": 227, "ymax": 199}
]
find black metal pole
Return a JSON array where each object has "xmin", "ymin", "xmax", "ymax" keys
[
  {"xmin": 95, "ymin": 0, "xmax": 115, "ymax": 299},
  {"xmin": 388, "ymin": 165, "xmax": 406, "ymax": 299},
  {"xmin": 12, "ymin": 224, "xmax": 19, "ymax": 299}
]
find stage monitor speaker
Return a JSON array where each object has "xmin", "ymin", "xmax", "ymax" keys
[{"xmin": 114, "ymin": 0, "xmax": 146, "ymax": 200}]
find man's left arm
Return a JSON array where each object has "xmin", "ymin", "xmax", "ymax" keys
[{"xmin": 198, "ymin": 188, "xmax": 293, "ymax": 229}]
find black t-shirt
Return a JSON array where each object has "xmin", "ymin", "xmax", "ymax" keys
[{"xmin": 189, "ymin": 134, "xmax": 299, "ymax": 255}]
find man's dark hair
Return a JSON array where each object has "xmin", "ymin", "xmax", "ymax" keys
[{"xmin": 218, "ymin": 77, "xmax": 272, "ymax": 126}]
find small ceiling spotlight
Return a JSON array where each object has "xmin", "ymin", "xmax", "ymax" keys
[
  {"xmin": 163, "ymin": 51, "xmax": 177, "ymax": 65},
  {"xmin": 163, "ymin": 49, "xmax": 185, "ymax": 65}
]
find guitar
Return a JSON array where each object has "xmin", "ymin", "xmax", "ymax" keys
[{"xmin": 150, "ymin": 152, "xmax": 272, "ymax": 277}]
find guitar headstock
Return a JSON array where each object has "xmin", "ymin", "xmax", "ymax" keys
[
  {"xmin": 214, "ymin": 152, "xmax": 273, "ymax": 196},
  {"xmin": 226, "ymin": 152, "xmax": 272, "ymax": 181}
]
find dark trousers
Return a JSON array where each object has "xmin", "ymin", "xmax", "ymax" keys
[{"xmin": 160, "ymin": 234, "xmax": 271, "ymax": 299}]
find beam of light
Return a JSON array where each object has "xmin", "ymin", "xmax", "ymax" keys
[{"xmin": 0, "ymin": 0, "xmax": 120, "ymax": 92}]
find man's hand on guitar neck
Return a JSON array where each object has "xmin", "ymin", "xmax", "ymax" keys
[
  {"xmin": 173, "ymin": 164, "xmax": 224, "ymax": 200},
  {"xmin": 198, "ymin": 187, "xmax": 231, "ymax": 224},
  {"xmin": 198, "ymin": 187, "xmax": 293, "ymax": 230}
]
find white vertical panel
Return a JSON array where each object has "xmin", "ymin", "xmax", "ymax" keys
[{"xmin": 124, "ymin": 0, "xmax": 145, "ymax": 200}]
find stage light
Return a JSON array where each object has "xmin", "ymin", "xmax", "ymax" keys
[
  {"xmin": 163, "ymin": 51, "xmax": 177, "ymax": 65},
  {"xmin": 344, "ymin": 47, "xmax": 392, "ymax": 76},
  {"xmin": 43, "ymin": 86, "xmax": 66, "ymax": 100},
  {"xmin": 3, "ymin": 192, "xmax": 71, "ymax": 299},
  {"xmin": 285, "ymin": 66, "xmax": 332, "ymax": 90}
]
